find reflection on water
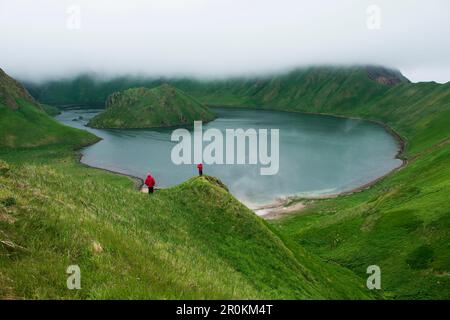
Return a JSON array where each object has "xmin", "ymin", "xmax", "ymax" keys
[{"xmin": 56, "ymin": 107, "xmax": 402, "ymax": 206}]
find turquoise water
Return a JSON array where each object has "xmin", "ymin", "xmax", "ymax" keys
[{"xmin": 57, "ymin": 107, "xmax": 402, "ymax": 206}]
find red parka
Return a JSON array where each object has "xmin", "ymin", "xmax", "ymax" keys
[{"xmin": 145, "ymin": 175, "xmax": 156, "ymax": 188}]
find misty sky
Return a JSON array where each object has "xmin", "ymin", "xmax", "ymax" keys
[{"xmin": 1, "ymin": 0, "xmax": 450, "ymax": 83}]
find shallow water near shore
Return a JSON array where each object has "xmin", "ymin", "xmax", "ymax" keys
[{"xmin": 56, "ymin": 107, "xmax": 402, "ymax": 208}]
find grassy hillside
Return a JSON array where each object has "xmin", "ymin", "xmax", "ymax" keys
[
  {"xmin": 40, "ymin": 104, "xmax": 61, "ymax": 117},
  {"xmin": 271, "ymin": 141, "xmax": 450, "ymax": 299},
  {"xmin": 0, "ymin": 68, "xmax": 97, "ymax": 149},
  {"xmin": 0, "ymin": 147, "xmax": 371, "ymax": 299},
  {"xmin": 0, "ymin": 100, "xmax": 96, "ymax": 149},
  {"xmin": 88, "ymin": 84, "xmax": 215, "ymax": 129}
]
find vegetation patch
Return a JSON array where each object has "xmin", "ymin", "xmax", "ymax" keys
[
  {"xmin": 0, "ymin": 197, "xmax": 16, "ymax": 207},
  {"xmin": 406, "ymin": 245, "xmax": 434, "ymax": 270},
  {"xmin": 0, "ymin": 160, "xmax": 9, "ymax": 176}
]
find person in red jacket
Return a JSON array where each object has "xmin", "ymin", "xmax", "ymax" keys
[
  {"xmin": 144, "ymin": 173, "xmax": 156, "ymax": 194},
  {"xmin": 197, "ymin": 163, "xmax": 203, "ymax": 176}
]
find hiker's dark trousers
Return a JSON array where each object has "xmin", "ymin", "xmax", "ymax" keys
[
  {"xmin": 199, "ymin": 170, "xmax": 203, "ymax": 176},
  {"xmin": 148, "ymin": 187, "xmax": 154, "ymax": 194}
]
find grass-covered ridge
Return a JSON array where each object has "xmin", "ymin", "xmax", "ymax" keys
[
  {"xmin": 25, "ymin": 66, "xmax": 408, "ymax": 107},
  {"xmin": 88, "ymin": 84, "xmax": 215, "ymax": 128},
  {"xmin": 0, "ymin": 68, "xmax": 97, "ymax": 149},
  {"xmin": 0, "ymin": 147, "xmax": 371, "ymax": 299}
]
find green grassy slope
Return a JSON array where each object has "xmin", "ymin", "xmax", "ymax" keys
[
  {"xmin": 88, "ymin": 84, "xmax": 215, "ymax": 129},
  {"xmin": 0, "ymin": 100, "xmax": 96, "ymax": 149},
  {"xmin": 272, "ymin": 141, "xmax": 450, "ymax": 299},
  {"xmin": 0, "ymin": 68, "xmax": 97, "ymax": 149},
  {"xmin": 40, "ymin": 103, "xmax": 61, "ymax": 117},
  {"xmin": 0, "ymin": 147, "xmax": 371, "ymax": 299}
]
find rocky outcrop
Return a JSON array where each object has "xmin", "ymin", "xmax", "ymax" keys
[
  {"xmin": 0, "ymin": 68, "xmax": 38, "ymax": 109},
  {"xmin": 366, "ymin": 66, "xmax": 410, "ymax": 86}
]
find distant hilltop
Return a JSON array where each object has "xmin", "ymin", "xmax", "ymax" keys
[{"xmin": 87, "ymin": 84, "xmax": 216, "ymax": 129}]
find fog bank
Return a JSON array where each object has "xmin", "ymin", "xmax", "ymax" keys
[{"xmin": 1, "ymin": 0, "xmax": 450, "ymax": 83}]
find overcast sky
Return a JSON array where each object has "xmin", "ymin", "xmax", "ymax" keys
[{"xmin": 1, "ymin": 0, "xmax": 450, "ymax": 83}]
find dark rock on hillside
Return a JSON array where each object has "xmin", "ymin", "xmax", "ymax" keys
[{"xmin": 366, "ymin": 66, "xmax": 410, "ymax": 86}]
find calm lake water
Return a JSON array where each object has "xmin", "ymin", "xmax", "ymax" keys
[{"xmin": 57, "ymin": 107, "xmax": 402, "ymax": 207}]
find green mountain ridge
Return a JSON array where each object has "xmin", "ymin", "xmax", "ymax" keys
[
  {"xmin": 25, "ymin": 65, "xmax": 410, "ymax": 106},
  {"xmin": 88, "ymin": 84, "xmax": 215, "ymax": 129}
]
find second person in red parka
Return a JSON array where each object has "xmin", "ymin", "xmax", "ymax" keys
[{"xmin": 197, "ymin": 163, "xmax": 203, "ymax": 176}]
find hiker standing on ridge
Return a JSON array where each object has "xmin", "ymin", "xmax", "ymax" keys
[
  {"xmin": 145, "ymin": 173, "xmax": 156, "ymax": 194},
  {"xmin": 197, "ymin": 163, "xmax": 203, "ymax": 176}
]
